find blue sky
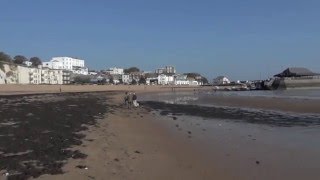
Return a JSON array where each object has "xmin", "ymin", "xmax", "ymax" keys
[{"xmin": 1, "ymin": 0, "xmax": 320, "ymax": 80}]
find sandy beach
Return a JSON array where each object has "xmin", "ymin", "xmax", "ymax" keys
[{"xmin": 1, "ymin": 85, "xmax": 320, "ymax": 180}]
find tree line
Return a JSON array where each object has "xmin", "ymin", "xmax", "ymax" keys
[{"xmin": 0, "ymin": 51, "xmax": 42, "ymax": 67}]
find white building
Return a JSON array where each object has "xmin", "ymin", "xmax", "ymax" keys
[
  {"xmin": 175, "ymin": 75, "xmax": 189, "ymax": 85},
  {"xmin": 23, "ymin": 61, "xmax": 33, "ymax": 67},
  {"xmin": 28, "ymin": 67, "xmax": 42, "ymax": 84},
  {"xmin": 213, "ymin": 76, "xmax": 231, "ymax": 85},
  {"xmin": 189, "ymin": 80, "xmax": 201, "ymax": 86},
  {"xmin": 106, "ymin": 67, "xmax": 124, "ymax": 75},
  {"xmin": 89, "ymin": 71, "xmax": 98, "ymax": 75},
  {"xmin": 2, "ymin": 61, "xmax": 80, "ymax": 85},
  {"xmin": 43, "ymin": 57, "xmax": 88, "ymax": 75},
  {"xmin": 155, "ymin": 66, "xmax": 176, "ymax": 74},
  {"xmin": 165, "ymin": 66, "xmax": 176, "ymax": 74},
  {"xmin": 41, "ymin": 68, "xmax": 64, "ymax": 84},
  {"xmin": 15, "ymin": 66, "xmax": 29, "ymax": 84},
  {"xmin": 122, "ymin": 74, "xmax": 131, "ymax": 84},
  {"xmin": 0, "ymin": 68, "xmax": 5, "ymax": 84},
  {"xmin": 155, "ymin": 68, "xmax": 165, "ymax": 74},
  {"xmin": 158, "ymin": 74, "xmax": 174, "ymax": 85}
]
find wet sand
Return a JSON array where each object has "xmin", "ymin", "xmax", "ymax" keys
[{"xmin": 1, "ymin": 87, "xmax": 320, "ymax": 179}]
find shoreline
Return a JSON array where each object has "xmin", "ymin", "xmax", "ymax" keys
[{"xmin": 0, "ymin": 84, "xmax": 209, "ymax": 96}]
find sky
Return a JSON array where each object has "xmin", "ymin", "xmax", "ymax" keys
[{"xmin": 1, "ymin": 0, "xmax": 320, "ymax": 80}]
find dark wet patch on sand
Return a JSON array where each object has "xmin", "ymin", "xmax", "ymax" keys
[
  {"xmin": 0, "ymin": 93, "xmax": 108, "ymax": 179},
  {"xmin": 142, "ymin": 101, "xmax": 320, "ymax": 127}
]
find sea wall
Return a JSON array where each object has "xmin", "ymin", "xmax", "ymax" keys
[{"xmin": 279, "ymin": 78, "xmax": 320, "ymax": 89}]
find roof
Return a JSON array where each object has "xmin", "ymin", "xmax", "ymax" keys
[
  {"xmin": 214, "ymin": 76, "xmax": 228, "ymax": 80},
  {"xmin": 145, "ymin": 73, "xmax": 158, "ymax": 78},
  {"xmin": 274, "ymin": 67, "xmax": 319, "ymax": 77}
]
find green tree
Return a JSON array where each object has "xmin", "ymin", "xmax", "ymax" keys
[
  {"xmin": 201, "ymin": 77, "xmax": 209, "ymax": 84},
  {"xmin": 138, "ymin": 77, "xmax": 146, "ymax": 84},
  {"xmin": 184, "ymin": 73, "xmax": 201, "ymax": 78},
  {"xmin": 29, "ymin": 57, "xmax": 42, "ymax": 67},
  {"xmin": 73, "ymin": 76, "xmax": 91, "ymax": 84},
  {"xmin": 0, "ymin": 52, "xmax": 12, "ymax": 62},
  {"xmin": 124, "ymin": 67, "xmax": 140, "ymax": 74},
  {"xmin": 131, "ymin": 79, "xmax": 137, "ymax": 85},
  {"xmin": 98, "ymin": 78, "xmax": 107, "ymax": 85},
  {"xmin": 13, "ymin": 55, "xmax": 28, "ymax": 64},
  {"xmin": 109, "ymin": 77, "xmax": 114, "ymax": 84},
  {"xmin": 0, "ymin": 52, "xmax": 12, "ymax": 71}
]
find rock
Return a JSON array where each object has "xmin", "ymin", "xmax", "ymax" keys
[
  {"xmin": 134, "ymin": 150, "xmax": 142, "ymax": 154},
  {"xmin": 26, "ymin": 113, "xmax": 34, "ymax": 117},
  {"xmin": 256, "ymin": 161, "xmax": 260, "ymax": 165},
  {"xmin": 76, "ymin": 165, "xmax": 87, "ymax": 169}
]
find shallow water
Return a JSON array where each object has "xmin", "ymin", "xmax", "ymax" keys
[
  {"xmin": 150, "ymin": 111, "xmax": 320, "ymax": 180},
  {"xmin": 142, "ymin": 90, "xmax": 320, "ymax": 179},
  {"xmin": 209, "ymin": 88, "xmax": 320, "ymax": 100}
]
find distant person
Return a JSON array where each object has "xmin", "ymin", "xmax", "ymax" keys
[
  {"xmin": 127, "ymin": 92, "xmax": 133, "ymax": 109},
  {"xmin": 132, "ymin": 92, "xmax": 139, "ymax": 107},
  {"xmin": 124, "ymin": 92, "xmax": 129, "ymax": 106}
]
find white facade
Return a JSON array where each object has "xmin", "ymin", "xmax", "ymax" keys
[
  {"xmin": 0, "ymin": 68, "xmax": 6, "ymax": 84},
  {"xmin": 28, "ymin": 67, "xmax": 42, "ymax": 84},
  {"xmin": 189, "ymin": 80, "xmax": 201, "ymax": 86},
  {"xmin": 9, "ymin": 65, "xmax": 68, "ymax": 85},
  {"xmin": 23, "ymin": 61, "xmax": 33, "ymax": 67},
  {"xmin": 158, "ymin": 74, "xmax": 174, "ymax": 85},
  {"xmin": 107, "ymin": 67, "xmax": 124, "ymax": 75},
  {"xmin": 51, "ymin": 57, "xmax": 85, "ymax": 70},
  {"xmin": 175, "ymin": 75, "xmax": 189, "ymax": 85},
  {"xmin": 41, "ymin": 68, "xmax": 63, "ymax": 84},
  {"xmin": 155, "ymin": 68, "xmax": 165, "ymax": 74},
  {"xmin": 165, "ymin": 66, "xmax": 176, "ymax": 74},
  {"xmin": 213, "ymin": 76, "xmax": 230, "ymax": 85},
  {"xmin": 122, "ymin": 74, "xmax": 131, "ymax": 84},
  {"xmin": 72, "ymin": 66, "xmax": 89, "ymax": 75},
  {"xmin": 42, "ymin": 57, "xmax": 88, "ymax": 75},
  {"xmin": 16, "ymin": 66, "xmax": 30, "ymax": 84},
  {"xmin": 156, "ymin": 66, "xmax": 176, "ymax": 74},
  {"xmin": 89, "ymin": 71, "xmax": 98, "ymax": 75}
]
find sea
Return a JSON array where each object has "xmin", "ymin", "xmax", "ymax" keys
[{"xmin": 142, "ymin": 88, "xmax": 320, "ymax": 103}]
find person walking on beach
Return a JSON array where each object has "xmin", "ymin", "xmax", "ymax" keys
[
  {"xmin": 132, "ymin": 92, "xmax": 139, "ymax": 107},
  {"xmin": 127, "ymin": 92, "xmax": 133, "ymax": 109}
]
